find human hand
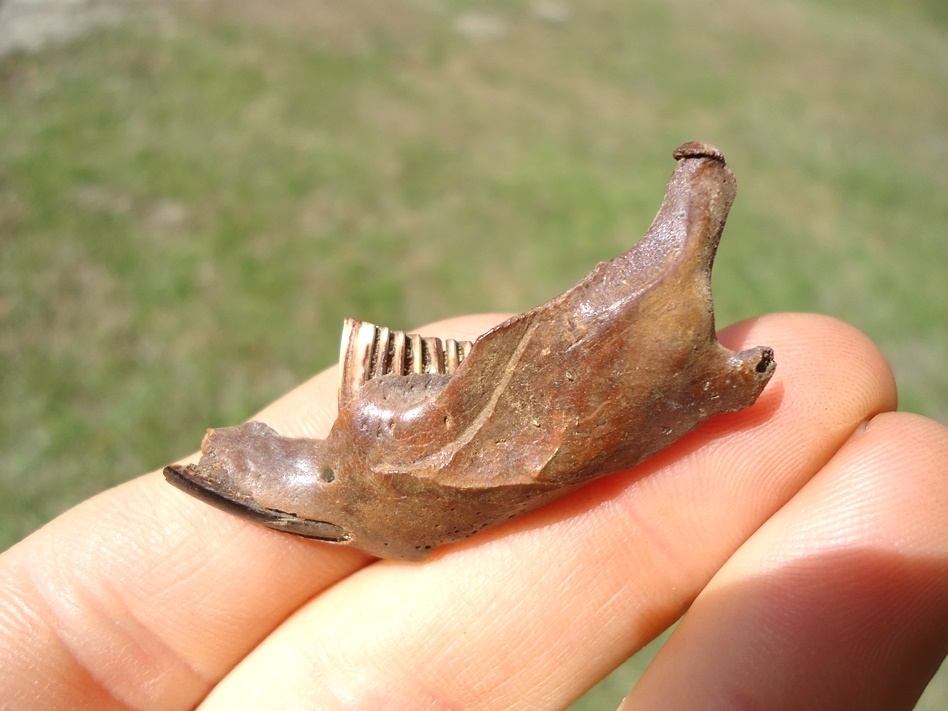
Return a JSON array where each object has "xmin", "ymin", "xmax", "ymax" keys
[{"xmin": 1, "ymin": 313, "xmax": 946, "ymax": 710}]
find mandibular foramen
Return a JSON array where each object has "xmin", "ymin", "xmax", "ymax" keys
[{"xmin": 165, "ymin": 142, "xmax": 775, "ymax": 561}]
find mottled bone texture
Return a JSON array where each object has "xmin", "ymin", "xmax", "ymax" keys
[{"xmin": 165, "ymin": 142, "xmax": 776, "ymax": 561}]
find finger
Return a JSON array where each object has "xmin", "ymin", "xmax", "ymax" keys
[
  {"xmin": 619, "ymin": 412, "xmax": 948, "ymax": 711},
  {"xmin": 198, "ymin": 313, "xmax": 898, "ymax": 710},
  {"xmin": 0, "ymin": 314, "xmax": 509, "ymax": 711}
]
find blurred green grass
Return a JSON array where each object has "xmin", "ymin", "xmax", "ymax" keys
[{"xmin": 1, "ymin": 0, "xmax": 945, "ymax": 707}]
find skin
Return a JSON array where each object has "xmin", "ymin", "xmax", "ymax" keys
[{"xmin": 1, "ymin": 312, "xmax": 946, "ymax": 710}]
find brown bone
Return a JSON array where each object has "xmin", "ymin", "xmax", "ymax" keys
[{"xmin": 164, "ymin": 142, "xmax": 776, "ymax": 561}]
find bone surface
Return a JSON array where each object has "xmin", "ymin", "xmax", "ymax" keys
[{"xmin": 164, "ymin": 142, "xmax": 776, "ymax": 561}]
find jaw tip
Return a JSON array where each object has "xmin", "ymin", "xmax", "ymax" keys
[
  {"xmin": 163, "ymin": 457, "xmax": 350, "ymax": 544},
  {"xmin": 163, "ymin": 462, "xmax": 198, "ymax": 486},
  {"xmin": 163, "ymin": 461, "xmax": 227, "ymax": 502},
  {"xmin": 673, "ymin": 141, "xmax": 724, "ymax": 163}
]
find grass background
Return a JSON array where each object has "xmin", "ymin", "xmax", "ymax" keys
[{"xmin": 1, "ymin": 0, "xmax": 945, "ymax": 706}]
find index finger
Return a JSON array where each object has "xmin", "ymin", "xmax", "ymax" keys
[{"xmin": 0, "ymin": 315, "xmax": 508, "ymax": 711}]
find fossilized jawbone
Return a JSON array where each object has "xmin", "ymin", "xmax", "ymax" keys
[{"xmin": 164, "ymin": 142, "xmax": 776, "ymax": 561}]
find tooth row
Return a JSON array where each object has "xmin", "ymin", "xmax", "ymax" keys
[{"xmin": 339, "ymin": 318, "xmax": 474, "ymax": 405}]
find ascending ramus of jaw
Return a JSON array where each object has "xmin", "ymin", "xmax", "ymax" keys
[{"xmin": 164, "ymin": 141, "xmax": 776, "ymax": 561}]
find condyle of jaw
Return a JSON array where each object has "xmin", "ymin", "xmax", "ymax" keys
[{"xmin": 164, "ymin": 142, "xmax": 776, "ymax": 561}]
